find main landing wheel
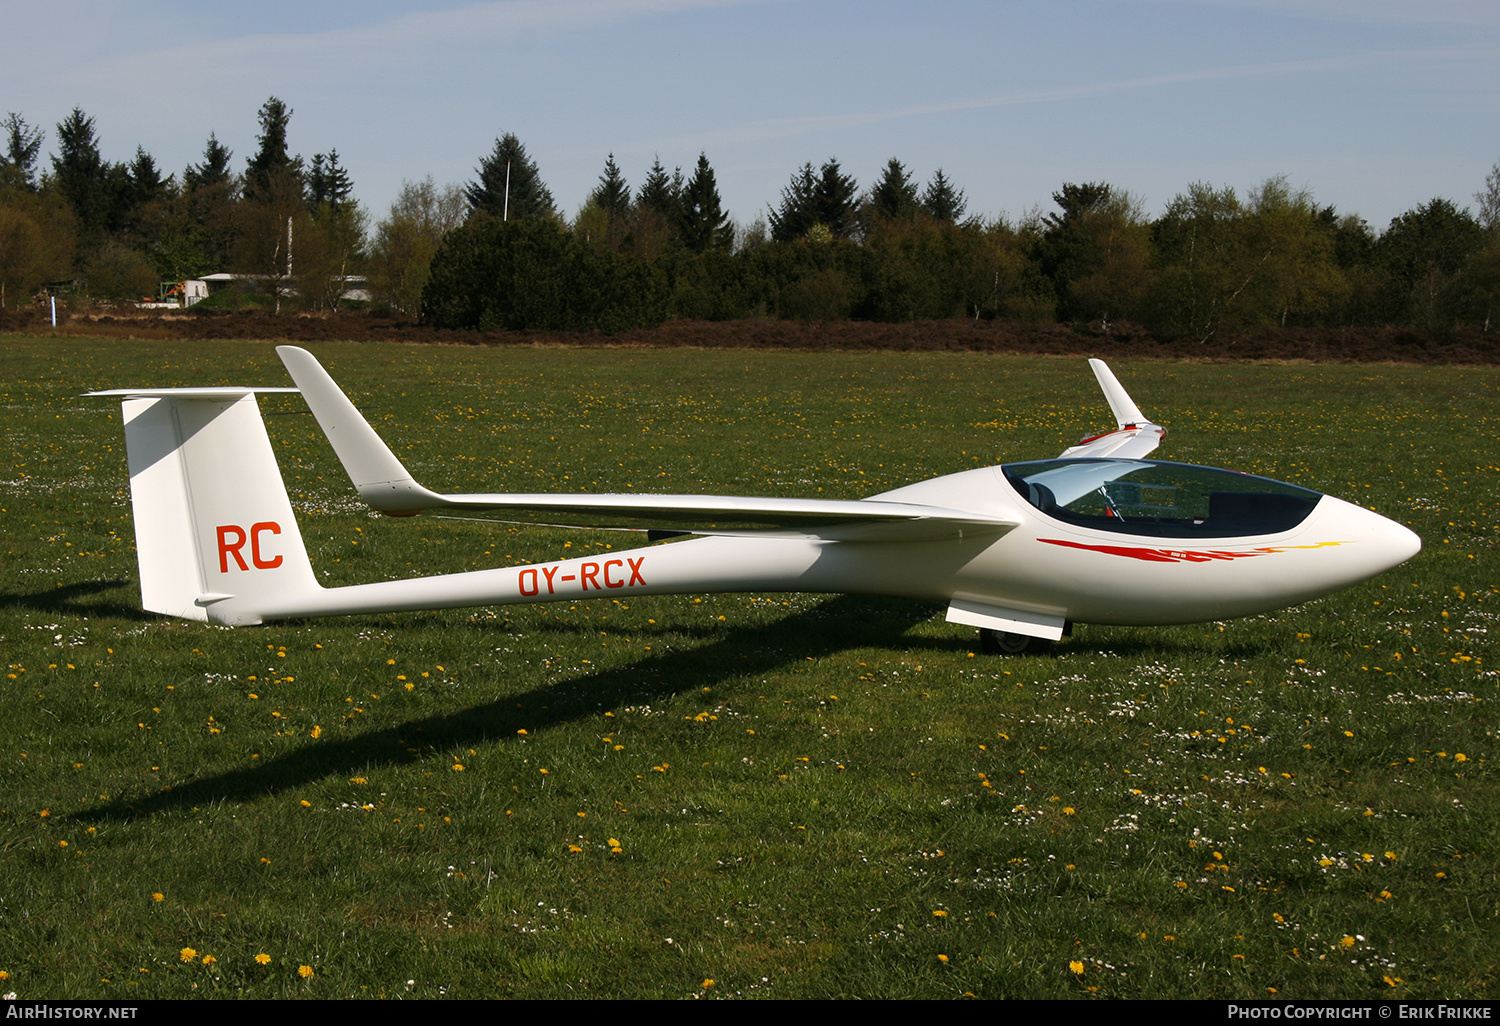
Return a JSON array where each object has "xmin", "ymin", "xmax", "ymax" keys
[{"xmin": 979, "ymin": 628, "xmax": 1050, "ymax": 656}]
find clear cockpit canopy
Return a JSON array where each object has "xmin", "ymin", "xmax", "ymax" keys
[{"xmin": 1002, "ymin": 459, "xmax": 1323, "ymax": 539}]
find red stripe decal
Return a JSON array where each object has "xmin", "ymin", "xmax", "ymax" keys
[{"xmin": 1039, "ymin": 539, "xmax": 1272, "ymax": 563}]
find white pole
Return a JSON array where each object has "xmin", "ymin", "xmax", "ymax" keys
[
  {"xmin": 503, "ymin": 160, "xmax": 511, "ymax": 222},
  {"xmin": 51, "ymin": 295, "xmax": 57, "ymax": 327}
]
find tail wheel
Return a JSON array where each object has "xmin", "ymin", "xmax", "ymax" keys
[{"xmin": 979, "ymin": 628, "xmax": 1050, "ymax": 656}]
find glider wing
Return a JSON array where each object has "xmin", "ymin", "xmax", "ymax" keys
[{"xmin": 276, "ymin": 346, "xmax": 1016, "ymax": 542}]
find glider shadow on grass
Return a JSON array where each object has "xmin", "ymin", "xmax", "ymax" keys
[
  {"xmin": 0, "ymin": 578, "xmax": 155, "ymax": 622},
  {"xmin": 74, "ymin": 594, "xmax": 943, "ymax": 823}
]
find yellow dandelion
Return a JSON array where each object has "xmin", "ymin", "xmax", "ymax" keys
[
  {"xmin": 180, "ymin": 948, "xmax": 197, "ymax": 963},
  {"xmin": 310, "ymin": 725, "xmax": 322, "ymax": 739},
  {"xmin": 932, "ymin": 910, "xmax": 947, "ymax": 917},
  {"xmin": 1455, "ymin": 753, "xmax": 1468, "ymax": 762},
  {"xmin": 152, "ymin": 892, "xmax": 164, "ymax": 902},
  {"xmin": 568, "ymin": 845, "xmax": 583, "ymax": 853},
  {"xmin": 1069, "ymin": 960, "xmax": 1084, "ymax": 975},
  {"xmin": 255, "ymin": 954, "xmax": 271, "ymax": 966},
  {"xmin": 702, "ymin": 979, "xmax": 715, "ymax": 988},
  {"xmin": 937, "ymin": 954, "xmax": 949, "ymax": 963},
  {"xmin": 298, "ymin": 965, "xmax": 314, "ymax": 979},
  {"xmin": 451, "ymin": 763, "xmax": 465, "ymax": 772},
  {"xmin": 202, "ymin": 955, "xmax": 216, "ymax": 966},
  {"xmin": 1340, "ymin": 936, "xmax": 1356, "ymax": 948},
  {"xmin": 299, "ymin": 799, "xmax": 311, "ymax": 807}
]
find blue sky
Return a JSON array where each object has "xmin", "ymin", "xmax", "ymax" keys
[{"xmin": 5, "ymin": 0, "xmax": 1497, "ymax": 231}]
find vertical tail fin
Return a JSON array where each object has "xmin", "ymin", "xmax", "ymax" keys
[{"xmin": 91, "ymin": 388, "xmax": 318, "ymax": 625}]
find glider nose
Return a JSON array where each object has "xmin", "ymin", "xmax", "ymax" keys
[{"xmin": 1334, "ymin": 498, "xmax": 1422, "ymax": 578}]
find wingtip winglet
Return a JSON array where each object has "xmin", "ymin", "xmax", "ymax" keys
[
  {"xmin": 275, "ymin": 346, "xmax": 445, "ymax": 512},
  {"xmin": 1060, "ymin": 360, "xmax": 1165, "ymax": 460},
  {"xmin": 1087, "ymin": 359, "xmax": 1147, "ymax": 429}
]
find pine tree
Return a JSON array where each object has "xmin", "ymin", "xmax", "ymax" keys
[
  {"xmin": 51, "ymin": 108, "xmax": 121, "ymax": 241},
  {"xmin": 922, "ymin": 169, "xmax": 967, "ymax": 223},
  {"xmin": 768, "ymin": 163, "xmax": 818, "ymax": 242},
  {"xmin": 869, "ymin": 158, "xmax": 919, "ymax": 221},
  {"xmin": 636, "ymin": 157, "xmax": 675, "ymax": 218},
  {"xmin": 127, "ymin": 147, "xmax": 167, "ymax": 207},
  {"xmin": 184, "ymin": 134, "xmax": 233, "ymax": 191},
  {"xmin": 308, "ymin": 150, "xmax": 354, "ymax": 210},
  {"xmin": 590, "ymin": 153, "xmax": 631, "ymax": 220},
  {"xmin": 2, "ymin": 113, "xmax": 44, "ymax": 192},
  {"xmin": 769, "ymin": 160, "xmax": 858, "ymax": 241},
  {"xmin": 814, "ymin": 159, "xmax": 858, "ymax": 239},
  {"xmin": 467, "ymin": 134, "xmax": 555, "ymax": 221},
  {"xmin": 244, "ymin": 97, "xmax": 302, "ymax": 204},
  {"xmin": 182, "ymin": 134, "xmax": 238, "ymax": 272},
  {"xmin": 677, "ymin": 152, "xmax": 732, "ymax": 252}
]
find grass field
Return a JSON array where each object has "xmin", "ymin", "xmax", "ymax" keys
[{"xmin": 1, "ymin": 335, "xmax": 1495, "ymax": 999}]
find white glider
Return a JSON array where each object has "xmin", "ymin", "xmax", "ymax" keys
[{"xmin": 89, "ymin": 350, "xmax": 1419, "ymax": 653}]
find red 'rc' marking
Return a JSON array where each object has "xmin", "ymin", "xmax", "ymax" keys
[
  {"xmin": 519, "ymin": 556, "xmax": 646, "ymax": 597},
  {"xmin": 216, "ymin": 522, "xmax": 283, "ymax": 572},
  {"xmin": 1039, "ymin": 538, "xmax": 1270, "ymax": 564}
]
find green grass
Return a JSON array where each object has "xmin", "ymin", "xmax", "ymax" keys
[{"xmin": 1, "ymin": 336, "xmax": 1495, "ymax": 999}]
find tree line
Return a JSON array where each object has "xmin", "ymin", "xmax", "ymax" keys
[
  {"xmin": 3, "ymin": 103, "xmax": 1498, "ymax": 338},
  {"xmin": 0, "ymin": 100, "xmax": 364, "ymax": 311}
]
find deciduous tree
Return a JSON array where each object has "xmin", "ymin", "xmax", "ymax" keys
[
  {"xmin": 1376, "ymin": 197, "xmax": 1485, "ymax": 328},
  {"xmin": 369, "ymin": 177, "xmax": 467, "ymax": 316}
]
